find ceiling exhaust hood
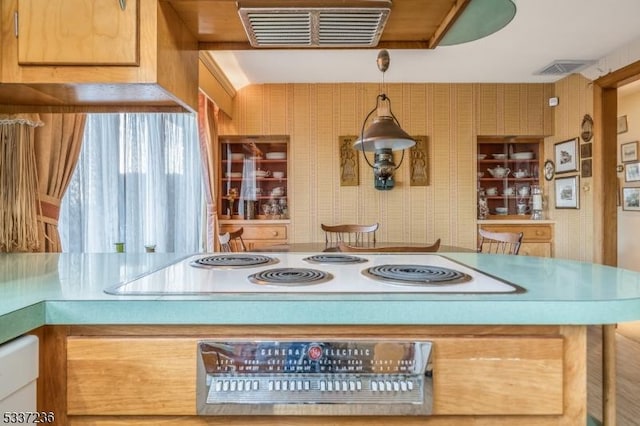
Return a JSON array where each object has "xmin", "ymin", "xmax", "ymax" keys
[{"xmin": 237, "ymin": 0, "xmax": 391, "ymax": 48}]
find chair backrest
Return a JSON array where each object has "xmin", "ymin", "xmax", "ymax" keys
[
  {"xmin": 321, "ymin": 223, "xmax": 379, "ymax": 246},
  {"xmin": 337, "ymin": 239, "xmax": 441, "ymax": 253},
  {"xmin": 477, "ymin": 229, "xmax": 523, "ymax": 255},
  {"xmin": 218, "ymin": 227, "xmax": 247, "ymax": 252}
]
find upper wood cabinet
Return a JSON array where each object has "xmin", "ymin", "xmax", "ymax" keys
[
  {"xmin": 477, "ymin": 136, "xmax": 543, "ymax": 217},
  {"xmin": 0, "ymin": 0, "xmax": 197, "ymax": 112},
  {"xmin": 17, "ymin": 0, "xmax": 138, "ymax": 66}
]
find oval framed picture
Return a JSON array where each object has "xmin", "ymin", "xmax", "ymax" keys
[{"xmin": 544, "ymin": 159, "xmax": 555, "ymax": 181}]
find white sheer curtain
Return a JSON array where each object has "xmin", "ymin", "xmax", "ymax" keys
[{"xmin": 59, "ymin": 113, "xmax": 204, "ymax": 253}]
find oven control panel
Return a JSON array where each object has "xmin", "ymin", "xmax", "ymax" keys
[{"xmin": 196, "ymin": 340, "xmax": 433, "ymax": 416}]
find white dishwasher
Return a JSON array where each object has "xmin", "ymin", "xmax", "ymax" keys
[{"xmin": 0, "ymin": 335, "xmax": 39, "ymax": 418}]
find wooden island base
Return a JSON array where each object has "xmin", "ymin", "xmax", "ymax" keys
[{"xmin": 34, "ymin": 325, "xmax": 586, "ymax": 425}]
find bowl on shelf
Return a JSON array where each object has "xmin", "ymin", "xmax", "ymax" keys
[
  {"xmin": 271, "ymin": 187, "xmax": 285, "ymax": 196},
  {"xmin": 225, "ymin": 172, "xmax": 242, "ymax": 178},
  {"xmin": 273, "ymin": 171, "xmax": 285, "ymax": 179},
  {"xmin": 230, "ymin": 153, "xmax": 244, "ymax": 161},
  {"xmin": 265, "ymin": 152, "xmax": 286, "ymax": 160},
  {"xmin": 477, "ymin": 154, "xmax": 487, "ymax": 160},
  {"xmin": 495, "ymin": 207, "xmax": 509, "ymax": 215},
  {"xmin": 252, "ymin": 169, "xmax": 271, "ymax": 178},
  {"xmin": 510, "ymin": 152, "xmax": 534, "ymax": 160},
  {"xmin": 477, "ymin": 172, "xmax": 485, "ymax": 178},
  {"xmin": 485, "ymin": 187, "xmax": 498, "ymax": 196},
  {"xmin": 491, "ymin": 153, "xmax": 508, "ymax": 160}
]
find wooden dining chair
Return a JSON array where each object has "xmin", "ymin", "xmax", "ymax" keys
[
  {"xmin": 321, "ymin": 223, "xmax": 379, "ymax": 247},
  {"xmin": 337, "ymin": 239, "xmax": 441, "ymax": 253},
  {"xmin": 218, "ymin": 227, "xmax": 247, "ymax": 252},
  {"xmin": 477, "ymin": 229, "xmax": 523, "ymax": 255}
]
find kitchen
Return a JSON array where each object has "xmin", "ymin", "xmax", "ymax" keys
[{"xmin": 2, "ymin": 0, "xmax": 640, "ymax": 425}]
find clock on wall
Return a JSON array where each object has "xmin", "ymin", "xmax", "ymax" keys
[{"xmin": 581, "ymin": 114, "xmax": 594, "ymax": 142}]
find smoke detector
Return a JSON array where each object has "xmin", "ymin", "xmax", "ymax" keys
[{"xmin": 237, "ymin": 1, "xmax": 391, "ymax": 48}]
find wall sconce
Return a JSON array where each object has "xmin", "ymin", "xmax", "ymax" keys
[{"xmin": 353, "ymin": 50, "xmax": 415, "ymax": 190}]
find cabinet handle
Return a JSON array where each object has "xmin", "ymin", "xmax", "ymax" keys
[
  {"xmin": 13, "ymin": 12, "xmax": 18, "ymax": 37},
  {"xmin": 118, "ymin": 0, "xmax": 127, "ymax": 11},
  {"xmin": 272, "ymin": 231, "xmax": 278, "ymax": 237},
  {"xmin": 535, "ymin": 230, "xmax": 543, "ymax": 236}
]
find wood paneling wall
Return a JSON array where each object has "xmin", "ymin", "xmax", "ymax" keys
[
  {"xmin": 218, "ymin": 82, "xmax": 553, "ymax": 250},
  {"xmin": 546, "ymin": 74, "xmax": 595, "ymax": 262}
]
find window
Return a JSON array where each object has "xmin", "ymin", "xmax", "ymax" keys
[{"xmin": 59, "ymin": 113, "xmax": 204, "ymax": 253}]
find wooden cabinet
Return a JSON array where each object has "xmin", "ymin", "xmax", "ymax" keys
[
  {"xmin": 219, "ymin": 221, "xmax": 288, "ymax": 250},
  {"xmin": 478, "ymin": 222, "xmax": 554, "ymax": 257},
  {"xmin": 0, "ymin": 0, "xmax": 197, "ymax": 112},
  {"xmin": 16, "ymin": 0, "xmax": 138, "ymax": 66},
  {"xmin": 477, "ymin": 136, "xmax": 543, "ymax": 218},
  {"xmin": 218, "ymin": 135, "xmax": 290, "ymax": 249},
  {"xmin": 57, "ymin": 325, "xmax": 582, "ymax": 424}
]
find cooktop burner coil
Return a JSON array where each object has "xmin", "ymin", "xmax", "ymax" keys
[
  {"xmin": 249, "ymin": 268, "xmax": 333, "ymax": 286},
  {"xmin": 303, "ymin": 254, "xmax": 368, "ymax": 264},
  {"xmin": 191, "ymin": 254, "xmax": 278, "ymax": 269},
  {"xmin": 362, "ymin": 264, "xmax": 473, "ymax": 286}
]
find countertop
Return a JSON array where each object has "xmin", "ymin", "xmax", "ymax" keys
[{"xmin": 2, "ymin": 251, "xmax": 640, "ymax": 344}]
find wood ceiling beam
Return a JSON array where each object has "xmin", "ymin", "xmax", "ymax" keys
[{"xmin": 428, "ymin": 0, "xmax": 471, "ymax": 49}]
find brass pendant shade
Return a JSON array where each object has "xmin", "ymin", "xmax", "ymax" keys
[
  {"xmin": 353, "ymin": 50, "xmax": 415, "ymax": 190},
  {"xmin": 353, "ymin": 115, "xmax": 415, "ymax": 152}
]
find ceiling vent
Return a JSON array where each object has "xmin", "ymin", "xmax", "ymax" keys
[
  {"xmin": 238, "ymin": 2, "xmax": 391, "ymax": 47},
  {"xmin": 534, "ymin": 60, "xmax": 597, "ymax": 76}
]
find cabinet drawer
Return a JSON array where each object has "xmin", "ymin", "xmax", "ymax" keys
[
  {"xmin": 220, "ymin": 224, "xmax": 287, "ymax": 241},
  {"xmin": 480, "ymin": 224, "xmax": 552, "ymax": 242},
  {"xmin": 519, "ymin": 242, "xmax": 552, "ymax": 257}
]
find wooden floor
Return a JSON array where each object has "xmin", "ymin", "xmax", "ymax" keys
[{"xmin": 587, "ymin": 325, "xmax": 640, "ymax": 425}]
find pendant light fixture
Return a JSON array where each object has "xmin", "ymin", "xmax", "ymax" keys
[{"xmin": 353, "ymin": 50, "xmax": 415, "ymax": 190}]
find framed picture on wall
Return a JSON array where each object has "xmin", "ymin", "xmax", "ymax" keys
[
  {"xmin": 625, "ymin": 162, "xmax": 640, "ymax": 182},
  {"xmin": 580, "ymin": 142, "xmax": 592, "ymax": 159},
  {"xmin": 581, "ymin": 159, "xmax": 592, "ymax": 178},
  {"xmin": 555, "ymin": 175, "xmax": 579, "ymax": 209},
  {"xmin": 554, "ymin": 138, "xmax": 579, "ymax": 174},
  {"xmin": 622, "ymin": 187, "xmax": 640, "ymax": 211},
  {"xmin": 621, "ymin": 141, "xmax": 638, "ymax": 163},
  {"xmin": 618, "ymin": 115, "xmax": 628, "ymax": 134}
]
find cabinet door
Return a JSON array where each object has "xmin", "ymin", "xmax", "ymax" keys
[
  {"xmin": 17, "ymin": 0, "xmax": 138, "ymax": 65},
  {"xmin": 219, "ymin": 136, "xmax": 290, "ymax": 220}
]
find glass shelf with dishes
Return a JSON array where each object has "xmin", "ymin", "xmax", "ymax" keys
[
  {"xmin": 477, "ymin": 136, "xmax": 543, "ymax": 218},
  {"xmin": 219, "ymin": 135, "xmax": 290, "ymax": 221}
]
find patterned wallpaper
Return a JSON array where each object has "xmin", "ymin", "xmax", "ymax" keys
[{"xmin": 218, "ymin": 82, "xmax": 559, "ymax": 252}]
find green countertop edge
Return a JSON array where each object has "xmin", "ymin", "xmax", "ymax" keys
[
  {"xmin": 0, "ymin": 298, "xmax": 633, "ymax": 346},
  {"xmin": 42, "ymin": 299, "xmax": 630, "ymax": 327},
  {"xmin": 0, "ymin": 303, "xmax": 45, "ymax": 343}
]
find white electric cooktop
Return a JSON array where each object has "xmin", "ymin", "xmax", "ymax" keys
[{"xmin": 105, "ymin": 253, "xmax": 524, "ymax": 295}]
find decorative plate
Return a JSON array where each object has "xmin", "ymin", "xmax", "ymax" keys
[
  {"xmin": 544, "ymin": 160, "xmax": 555, "ymax": 181},
  {"xmin": 581, "ymin": 114, "xmax": 594, "ymax": 142}
]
